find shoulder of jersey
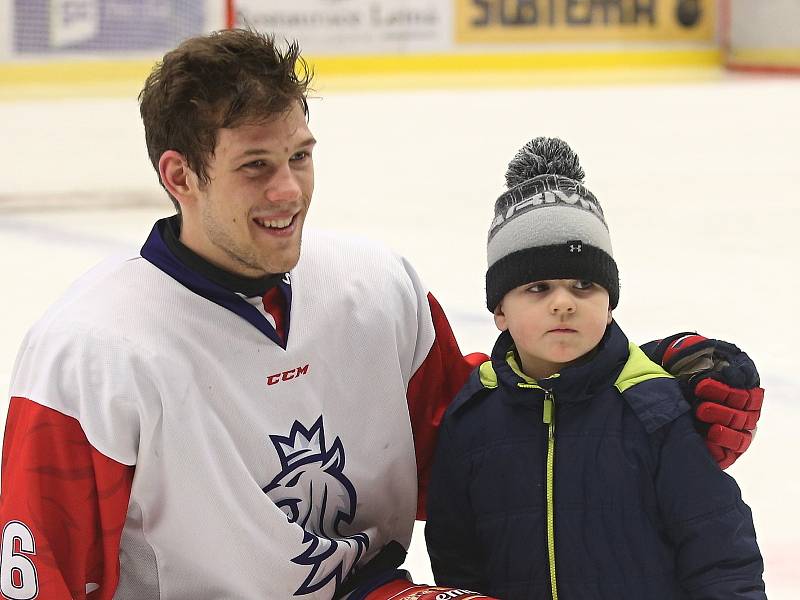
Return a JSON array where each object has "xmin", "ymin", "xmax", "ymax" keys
[
  {"xmin": 30, "ymin": 251, "xmax": 148, "ymax": 330},
  {"xmin": 300, "ymin": 228, "xmax": 399, "ymax": 263}
]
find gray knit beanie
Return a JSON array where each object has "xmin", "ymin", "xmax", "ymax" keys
[{"xmin": 486, "ymin": 137, "xmax": 619, "ymax": 311}]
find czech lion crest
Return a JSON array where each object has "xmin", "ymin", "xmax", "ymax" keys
[{"xmin": 263, "ymin": 416, "xmax": 369, "ymax": 595}]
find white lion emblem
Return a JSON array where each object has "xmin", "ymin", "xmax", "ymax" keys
[{"xmin": 263, "ymin": 417, "xmax": 369, "ymax": 595}]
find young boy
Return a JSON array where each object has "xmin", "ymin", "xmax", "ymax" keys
[{"xmin": 424, "ymin": 138, "xmax": 765, "ymax": 599}]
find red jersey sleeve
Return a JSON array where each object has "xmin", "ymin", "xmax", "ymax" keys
[
  {"xmin": 0, "ymin": 397, "xmax": 133, "ymax": 599},
  {"xmin": 406, "ymin": 293, "xmax": 487, "ymax": 520}
]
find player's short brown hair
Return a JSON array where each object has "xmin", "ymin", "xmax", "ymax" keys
[{"xmin": 138, "ymin": 28, "xmax": 313, "ymax": 210}]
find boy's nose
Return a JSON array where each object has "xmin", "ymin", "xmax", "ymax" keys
[
  {"xmin": 550, "ymin": 289, "xmax": 576, "ymax": 314},
  {"xmin": 551, "ymin": 304, "xmax": 576, "ymax": 314}
]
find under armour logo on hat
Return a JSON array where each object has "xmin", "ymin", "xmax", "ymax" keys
[{"xmin": 568, "ymin": 240, "xmax": 583, "ymax": 253}]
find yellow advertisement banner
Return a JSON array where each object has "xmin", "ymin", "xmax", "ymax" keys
[{"xmin": 455, "ymin": 0, "xmax": 716, "ymax": 44}]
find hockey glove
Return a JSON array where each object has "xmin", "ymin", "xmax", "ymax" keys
[
  {"xmin": 364, "ymin": 578, "xmax": 497, "ymax": 600},
  {"xmin": 651, "ymin": 333, "xmax": 764, "ymax": 469}
]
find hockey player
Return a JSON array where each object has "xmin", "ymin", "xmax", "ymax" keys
[{"xmin": 0, "ymin": 30, "xmax": 762, "ymax": 600}]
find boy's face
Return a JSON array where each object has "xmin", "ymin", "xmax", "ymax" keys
[{"xmin": 494, "ymin": 279, "xmax": 612, "ymax": 380}]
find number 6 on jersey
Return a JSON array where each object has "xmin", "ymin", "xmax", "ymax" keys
[{"xmin": 1, "ymin": 521, "xmax": 38, "ymax": 600}]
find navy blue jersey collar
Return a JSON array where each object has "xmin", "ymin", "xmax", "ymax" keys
[
  {"xmin": 160, "ymin": 215, "xmax": 283, "ymax": 296},
  {"xmin": 140, "ymin": 217, "xmax": 292, "ymax": 349}
]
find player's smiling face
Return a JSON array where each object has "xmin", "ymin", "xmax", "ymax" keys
[{"xmin": 178, "ymin": 102, "xmax": 316, "ymax": 278}]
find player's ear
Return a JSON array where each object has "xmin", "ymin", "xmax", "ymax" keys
[
  {"xmin": 607, "ymin": 309, "xmax": 613, "ymax": 325},
  {"xmin": 159, "ymin": 150, "xmax": 198, "ymax": 208},
  {"xmin": 493, "ymin": 303, "xmax": 508, "ymax": 332}
]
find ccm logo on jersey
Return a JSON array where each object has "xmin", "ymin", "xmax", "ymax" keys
[{"xmin": 267, "ymin": 364, "xmax": 309, "ymax": 386}]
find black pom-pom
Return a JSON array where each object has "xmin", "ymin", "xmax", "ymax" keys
[{"xmin": 505, "ymin": 137, "xmax": 585, "ymax": 188}]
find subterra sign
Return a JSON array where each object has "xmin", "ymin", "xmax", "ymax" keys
[
  {"xmin": 234, "ymin": 0, "xmax": 451, "ymax": 53},
  {"xmin": 455, "ymin": 0, "xmax": 716, "ymax": 44}
]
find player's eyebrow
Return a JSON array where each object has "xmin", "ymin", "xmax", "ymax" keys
[{"xmin": 234, "ymin": 137, "xmax": 317, "ymax": 160}]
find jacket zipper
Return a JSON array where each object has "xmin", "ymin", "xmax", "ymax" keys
[
  {"xmin": 519, "ymin": 383, "xmax": 559, "ymax": 600},
  {"xmin": 543, "ymin": 389, "xmax": 558, "ymax": 600}
]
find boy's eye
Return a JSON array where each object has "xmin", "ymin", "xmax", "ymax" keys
[
  {"xmin": 527, "ymin": 283, "xmax": 549, "ymax": 293},
  {"xmin": 574, "ymin": 280, "xmax": 595, "ymax": 290}
]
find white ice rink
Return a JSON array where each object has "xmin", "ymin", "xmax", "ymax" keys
[{"xmin": 1, "ymin": 74, "xmax": 798, "ymax": 596}]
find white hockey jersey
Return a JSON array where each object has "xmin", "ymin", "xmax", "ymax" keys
[{"xmin": 1, "ymin": 219, "xmax": 477, "ymax": 599}]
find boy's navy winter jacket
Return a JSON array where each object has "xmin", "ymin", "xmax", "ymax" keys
[{"xmin": 425, "ymin": 321, "xmax": 764, "ymax": 599}]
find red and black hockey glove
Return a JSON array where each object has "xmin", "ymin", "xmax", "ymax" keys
[
  {"xmin": 650, "ymin": 333, "xmax": 764, "ymax": 469},
  {"xmin": 364, "ymin": 578, "xmax": 497, "ymax": 599}
]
